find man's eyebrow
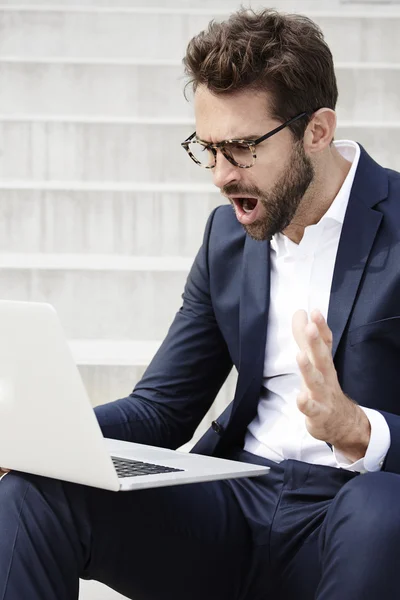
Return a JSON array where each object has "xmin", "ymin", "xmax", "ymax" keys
[
  {"xmin": 235, "ymin": 134, "xmax": 262, "ymax": 141},
  {"xmin": 196, "ymin": 133, "xmax": 262, "ymax": 144}
]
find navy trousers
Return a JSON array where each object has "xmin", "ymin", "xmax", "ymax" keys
[{"xmin": 1, "ymin": 449, "xmax": 400, "ymax": 600}]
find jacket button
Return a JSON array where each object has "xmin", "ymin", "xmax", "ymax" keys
[{"xmin": 212, "ymin": 420, "xmax": 224, "ymax": 435}]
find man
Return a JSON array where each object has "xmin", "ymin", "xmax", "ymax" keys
[{"xmin": 1, "ymin": 7, "xmax": 400, "ymax": 600}]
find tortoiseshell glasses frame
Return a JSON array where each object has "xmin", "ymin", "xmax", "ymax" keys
[{"xmin": 181, "ymin": 111, "xmax": 309, "ymax": 169}]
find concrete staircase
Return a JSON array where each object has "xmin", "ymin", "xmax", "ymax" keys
[{"xmin": 1, "ymin": 0, "xmax": 400, "ymax": 598}]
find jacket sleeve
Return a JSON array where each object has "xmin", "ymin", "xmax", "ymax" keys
[{"xmin": 94, "ymin": 207, "xmax": 233, "ymax": 449}]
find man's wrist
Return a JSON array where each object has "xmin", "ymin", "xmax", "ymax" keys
[{"xmin": 332, "ymin": 406, "xmax": 371, "ymax": 462}]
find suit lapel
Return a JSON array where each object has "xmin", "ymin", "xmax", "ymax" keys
[
  {"xmin": 328, "ymin": 147, "xmax": 387, "ymax": 357},
  {"xmin": 228, "ymin": 234, "xmax": 270, "ymax": 427}
]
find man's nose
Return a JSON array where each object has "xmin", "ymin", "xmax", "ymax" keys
[{"xmin": 212, "ymin": 150, "xmax": 240, "ymax": 190}]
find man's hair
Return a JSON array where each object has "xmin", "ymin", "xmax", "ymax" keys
[{"xmin": 183, "ymin": 8, "xmax": 338, "ymax": 140}]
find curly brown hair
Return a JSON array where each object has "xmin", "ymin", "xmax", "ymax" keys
[{"xmin": 183, "ymin": 8, "xmax": 338, "ymax": 140}]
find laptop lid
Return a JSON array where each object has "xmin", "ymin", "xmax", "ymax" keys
[{"xmin": 0, "ymin": 300, "xmax": 120, "ymax": 491}]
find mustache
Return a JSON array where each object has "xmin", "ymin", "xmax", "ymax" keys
[{"xmin": 221, "ymin": 183, "xmax": 262, "ymax": 198}]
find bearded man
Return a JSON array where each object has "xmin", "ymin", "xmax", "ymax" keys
[{"xmin": 1, "ymin": 8, "xmax": 400, "ymax": 600}]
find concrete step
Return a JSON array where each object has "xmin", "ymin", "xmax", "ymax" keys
[
  {"xmin": 0, "ymin": 118, "xmax": 203, "ymax": 183},
  {"xmin": 0, "ymin": 9, "xmax": 399, "ymax": 63},
  {"xmin": 0, "ymin": 186, "xmax": 221, "ymax": 255},
  {"xmin": 337, "ymin": 123, "xmax": 400, "ymax": 169},
  {"xmin": 0, "ymin": 256, "xmax": 191, "ymax": 339},
  {"xmin": 79, "ymin": 580, "xmax": 128, "ymax": 600},
  {"xmin": 71, "ymin": 339, "xmax": 162, "ymax": 367},
  {"xmin": 0, "ymin": 118, "xmax": 399, "ymax": 181},
  {"xmin": 0, "ymin": 1, "xmax": 389, "ymax": 10},
  {"xmin": 0, "ymin": 60, "xmax": 191, "ymax": 118},
  {"xmin": 337, "ymin": 65, "xmax": 400, "ymax": 122},
  {"xmin": 1, "ymin": 61, "xmax": 400, "ymax": 123}
]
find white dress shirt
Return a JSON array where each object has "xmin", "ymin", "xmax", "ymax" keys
[{"xmin": 244, "ymin": 140, "xmax": 390, "ymax": 472}]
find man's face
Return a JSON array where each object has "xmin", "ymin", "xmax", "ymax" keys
[{"xmin": 194, "ymin": 86, "xmax": 314, "ymax": 241}]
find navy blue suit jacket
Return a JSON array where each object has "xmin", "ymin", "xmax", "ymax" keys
[{"xmin": 95, "ymin": 146, "xmax": 400, "ymax": 474}]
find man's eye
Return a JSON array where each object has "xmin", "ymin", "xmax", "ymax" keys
[
  {"xmin": 230, "ymin": 143, "xmax": 250, "ymax": 151},
  {"xmin": 197, "ymin": 143, "xmax": 211, "ymax": 153}
]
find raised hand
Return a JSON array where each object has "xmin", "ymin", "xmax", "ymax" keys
[{"xmin": 292, "ymin": 308, "xmax": 370, "ymax": 462}]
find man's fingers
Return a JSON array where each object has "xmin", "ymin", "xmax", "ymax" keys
[
  {"xmin": 296, "ymin": 388, "xmax": 319, "ymax": 417},
  {"xmin": 292, "ymin": 309, "xmax": 309, "ymax": 351},
  {"xmin": 296, "ymin": 350, "xmax": 325, "ymax": 394},
  {"xmin": 293, "ymin": 309, "xmax": 333, "ymax": 354},
  {"xmin": 304, "ymin": 322, "xmax": 334, "ymax": 376},
  {"xmin": 310, "ymin": 309, "xmax": 333, "ymax": 350},
  {"xmin": 293, "ymin": 309, "xmax": 336, "ymax": 382}
]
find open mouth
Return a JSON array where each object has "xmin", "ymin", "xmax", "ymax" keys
[
  {"xmin": 241, "ymin": 198, "xmax": 258, "ymax": 213},
  {"xmin": 230, "ymin": 196, "xmax": 261, "ymax": 225},
  {"xmin": 231, "ymin": 197, "xmax": 258, "ymax": 212}
]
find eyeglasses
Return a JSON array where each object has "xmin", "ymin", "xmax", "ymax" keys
[{"xmin": 181, "ymin": 112, "xmax": 309, "ymax": 169}]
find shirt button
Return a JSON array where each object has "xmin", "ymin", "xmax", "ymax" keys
[{"xmin": 211, "ymin": 420, "xmax": 224, "ymax": 435}]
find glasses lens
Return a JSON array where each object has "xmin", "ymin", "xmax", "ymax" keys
[
  {"xmin": 187, "ymin": 141, "xmax": 215, "ymax": 168},
  {"xmin": 224, "ymin": 142, "xmax": 254, "ymax": 167}
]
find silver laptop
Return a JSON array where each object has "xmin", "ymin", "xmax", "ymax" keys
[{"xmin": 0, "ymin": 300, "xmax": 268, "ymax": 491}]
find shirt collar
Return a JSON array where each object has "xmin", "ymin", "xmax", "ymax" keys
[{"xmin": 323, "ymin": 140, "xmax": 360, "ymax": 225}]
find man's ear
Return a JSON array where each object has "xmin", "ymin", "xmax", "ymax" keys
[{"xmin": 303, "ymin": 108, "xmax": 337, "ymax": 154}]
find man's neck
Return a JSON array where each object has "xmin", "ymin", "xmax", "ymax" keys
[{"xmin": 283, "ymin": 146, "xmax": 352, "ymax": 244}]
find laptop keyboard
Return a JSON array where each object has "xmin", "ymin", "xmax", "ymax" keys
[{"xmin": 111, "ymin": 456, "xmax": 184, "ymax": 478}]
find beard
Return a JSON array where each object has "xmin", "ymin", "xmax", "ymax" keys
[{"xmin": 223, "ymin": 140, "xmax": 315, "ymax": 241}]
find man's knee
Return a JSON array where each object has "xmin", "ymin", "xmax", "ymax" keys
[
  {"xmin": 325, "ymin": 472, "xmax": 400, "ymax": 544},
  {"xmin": 0, "ymin": 471, "xmax": 87, "ymax": 536},
  {"xmin": 0, "ymin": 471, "xmax": 69, "ymax": 531},
  {"xmin": 0, "ymin": 471, "xmax": 33, "ymax": 506},
  {"xmin": 0, "ymin": 471, "xmax": 60, "ymax": 502},
  {"xmin": 0, "ymin": 471, "xmax": 91, "ymax": 568}
]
